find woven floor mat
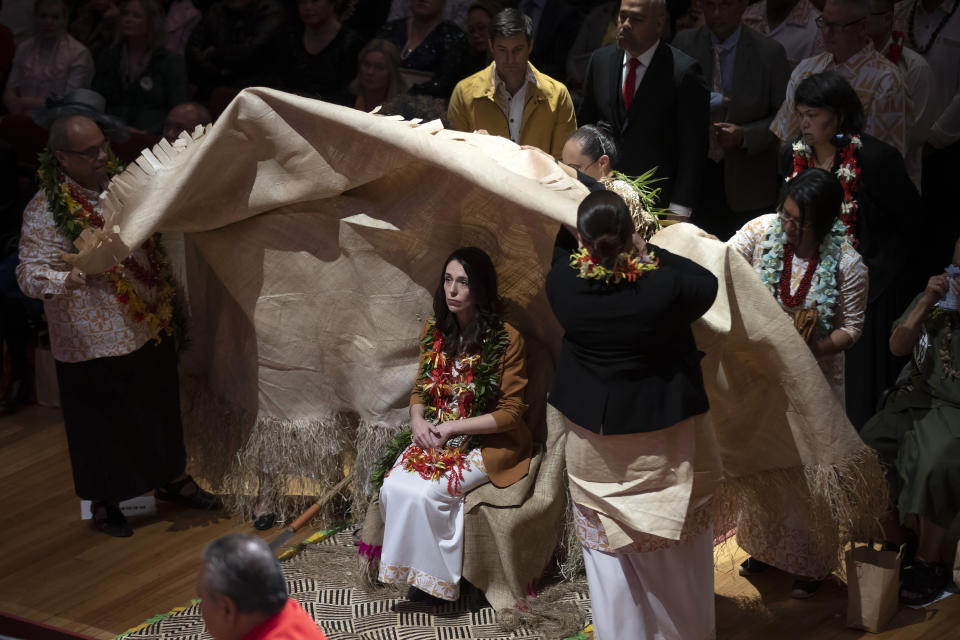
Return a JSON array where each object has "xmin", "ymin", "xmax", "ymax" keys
[{"xmin": 120, "ymin": 530, "xmax": 592, "ymax": 640}]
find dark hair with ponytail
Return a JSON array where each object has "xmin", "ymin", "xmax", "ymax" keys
[
  {"xmin": 568, "ymin": 122, "xmax": 620, "ymax": 169},
  {"xmin": 576, "ymin": 191, "xmax": 634, "ymax": 269},
  {"xmin": 432, "ymin": 246, "xmax": 503, "ymax": 356}
]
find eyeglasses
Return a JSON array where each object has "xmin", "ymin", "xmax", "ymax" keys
[
  {"xmin": 815, "ymin": 15, "xmax": 867, "ymax": 31},
  {"xmin": 566, "ymin": 158, "xmax": 598, "ymax": 172},
  {"xmin": 61, "ymin": 140, "xmax": 110, "ymax": 160},
  {"xmin": 778, "ymin": 210, "xmax": 813, "ymax": 229}
]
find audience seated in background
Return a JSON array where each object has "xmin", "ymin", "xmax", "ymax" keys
[
  {"xmin": 376, "ymin": 0, "xmax": 468, "ymax": 98},
  {"xmin": 387, "ymin": 0, "xmax": 472, "ymax": 30},
  {"xmin": 186, "ymin": 0, "xmax": 286, "ymax": 99},
  {"xmin": 380, "ymin": 91, "xmax": 448, "ymax": 125},
  {"xmin": 4, "ymin": 0, "xmax": 94, "ymax": 116},
  {"xmin": 198, "ymin": 534, "xmax": 328, "ymax": 640},
  {"xmin": 463, "ymin": 0, "xmax": 500, "ymax": 73},
  {"xmin": 280, "ymin": 0, "xmax": 363, "ymax": 104},
  {"xmin": 163, "ymin": 100, "xmax": 211, "ymax": 141},
  {"xmin": 348, "ymin": 38, "xmax": 406, "ymax": 111},
  {"xmin": 448, "ymin": 8, "xmax": 576, "ymax": 157},
  {"xmin": 770, "ymin": 0, "xmax": 908, "ymax": 157},
  {"xmin": 69, "ymin": 0, "xmax": 119, "ymax": 56},
  {"xmin": 93, "ymin": 0, "xmax": 188, "ymax": 135},
  {"xmin": 164, "ymin": 0, "xmax": 201, "ymax": 54},
  {"xmin": 860, "ymin": 238, "xmax": 960, "ymax": 607}
]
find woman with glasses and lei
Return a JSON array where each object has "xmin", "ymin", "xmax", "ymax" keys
[
  {"xmin": 546, "ymin": 191, "xmax": 720, "ymax": 639},
  {"xmin": 362, "ymin": 246, "xmax": 532, "ymax": 605},
  {"xmin": 779, "ymin": 70, "xmax": 923, "ymax": 430},
  {"xmin": 560, "ymin": 123, "xmax": 663, "ymax": 241},
  {"xmin": 728, "ymin": 168, "xmax": 868, "ymax": 598}
]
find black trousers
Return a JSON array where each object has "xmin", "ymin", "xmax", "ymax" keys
[{"xmin": 56, "ymin": 338, "xmax": 187, "ymax": 502}]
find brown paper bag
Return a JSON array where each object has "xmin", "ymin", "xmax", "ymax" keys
[{"xmin": 846, "ymin": 543, "xmax": 902, "ymax": 633}]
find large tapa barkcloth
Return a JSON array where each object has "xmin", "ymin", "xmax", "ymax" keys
[{"xmin": 64, "ymin": 88, "xmax": 884, "ymax": 608}]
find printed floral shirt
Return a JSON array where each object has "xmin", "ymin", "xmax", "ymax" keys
[
  {"xmin": 16, "ymin": 182, "xmax": 156, "ymax": 363},
  {"xmin": 742, "ymin": 0, "xmax": 825, "ymax": 68},
  {"xmin": 770, "ymin": 42, "xmax": 909, "ymax": 156}
]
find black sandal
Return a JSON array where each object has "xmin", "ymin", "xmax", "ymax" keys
[
  {"xmin": 92, "ymin": 501, "xmax": 133, "ymax": 538},
  {"xmin": 900, "ymin": 561, "xmax": 949, "ymax": 606},
  {"xmin": 156, "ymin": 475, "xmax": 224, "ymax": 510}
]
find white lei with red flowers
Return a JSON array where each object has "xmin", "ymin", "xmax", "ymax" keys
[{"xmin": 789, "ymin": 135, "xmax": 862, "ymax": 247}]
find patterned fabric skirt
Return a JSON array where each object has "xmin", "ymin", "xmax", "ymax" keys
[
  {"xmin": 735, "ymin": 483, "xmax": 839, "ymax": 578},
  {"xmin": 378, "ymin": 446, "xmax": 488, "ymax": 601}
]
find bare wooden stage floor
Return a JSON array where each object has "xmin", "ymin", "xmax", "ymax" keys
[{"xmin": 1, "ymin": 406, "xmax": 956, "ymax": 639}]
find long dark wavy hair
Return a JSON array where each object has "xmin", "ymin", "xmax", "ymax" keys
[{"xmin": 432, "ymin": 247, "xmax": 503, "ymax": 357}]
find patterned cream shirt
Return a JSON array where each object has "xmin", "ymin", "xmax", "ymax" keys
[
  {"xmin": 770, "ymin": 42, "xmax": 909, "ymax": 156},
  {"xmin": 742, "ymin": 0, "xmax": 825, "ymax": 68},
  {"xmin": 16, "ymin": 182, "xmax": 157, "ymax": 363}
]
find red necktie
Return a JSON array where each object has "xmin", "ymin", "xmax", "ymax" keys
[{"xmin": 623, "ymin": 57, "xmax": 641, "ymax": 111}]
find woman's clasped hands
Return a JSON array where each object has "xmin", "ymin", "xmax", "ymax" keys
[{"xmin": 411, "ymin": 413, "xmax": 445, "ymax": 449}]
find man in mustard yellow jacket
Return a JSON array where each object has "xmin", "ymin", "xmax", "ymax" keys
[{"xmin": 447, "ymin": 8, "xmax": 577, "ymax": 159}]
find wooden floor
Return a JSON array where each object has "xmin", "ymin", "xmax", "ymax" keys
[{"xmin": 1, "ymin": 405, "xmax": 957, "ymax": 640}]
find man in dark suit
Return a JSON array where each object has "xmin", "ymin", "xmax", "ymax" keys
[
  {"xmin": 673, "ymin": 0, "xmax": 790, "ymax": 239},
  {"xmin": 578, "ymin": 0, "xmax": 709, "ymax": 219}
]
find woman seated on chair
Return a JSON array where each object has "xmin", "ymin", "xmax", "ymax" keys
[
  {"xmin": 374, "ymin": 246, "xmax": 531, "ymax": 602},
  {"xmin": 860, "ymin": 236, "xmax": 960, "ymax": 606}
]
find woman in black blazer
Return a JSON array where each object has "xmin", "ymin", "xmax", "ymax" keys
[{"xmin": 546, "ymin": 190, "xmax": 719, "ymax": 640}]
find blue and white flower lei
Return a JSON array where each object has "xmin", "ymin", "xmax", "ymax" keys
[{"xmin": 758, "ymin": 216, "xmax": 847, "ymax": 335}]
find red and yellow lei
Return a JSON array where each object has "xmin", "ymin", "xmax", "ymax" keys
[
  {"xmin": 392, "ymin": 317, "xmax": 509, "ymax": 495},
  {"xmin": 790, "ymin": 135, "xmax": 862, "ymax": 246},
  {"xmin": 38, "ymin": 149, "xmax": 177, "ymax": 343},
  {"xmin": 570, "ymin": 246, "xmax": 659, "ymax": 284}
]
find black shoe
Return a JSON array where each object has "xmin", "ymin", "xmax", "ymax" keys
[
  {"xmin": 253, "ymin": 513, "xmax": 276, "ymax": 530},
  {"xmin": 900, "ymin": 561, "xmax": 950, "ymax": 606},
  {"xmin": 461, "ymin": 579, "xmax": 490, "ymax": 612},
  {"xmin": 790, "ymin": 578, "xmax": 823, "ymax": 599},
  {"xmin": 406, "ymin": 586, "xmax": 447, "ymax": 606},
  {"xmin": 156, "ymin": 475, "xmax": 223, "ymax": 510},
  {"xmin": 92, "ymin": 502, "xmax": 133, "ymax": 537},
  {"xmin": 738, "ymin": 557, "xmax": 770, "ymax": 576}
]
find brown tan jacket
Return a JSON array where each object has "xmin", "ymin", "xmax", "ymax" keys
[
  {"xmin": 409, "ymin": 321, "xmax": 532, "ymax": 487},
  {"xmin": 447, "ymin": 62, "xmax": 577, "ymax": 159}
]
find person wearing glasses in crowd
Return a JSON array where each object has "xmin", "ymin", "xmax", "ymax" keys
[
  {"xmin": 770, "ymin": 0, "xmax": 908, "ymax": 158},
  {"xmin": 16, "ymin": 115, "xmax": 220, "ymax": 538},
  {"xmin": 727, "ymin": 168, "xmax": 868, "ymax": 598}
]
